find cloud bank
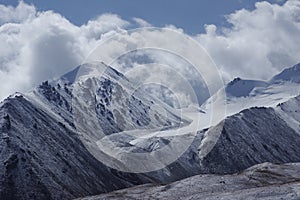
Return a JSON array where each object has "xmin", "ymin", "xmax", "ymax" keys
[
  {"xmin": 197, "ymin": 0, "xmax": 300, "ymax": 81},
  {"xmin": 0, "ymin": 2, "xmax": 129, "ymax": 100},
  {"xmin": 0, "ymin": 1, "xmax": 300, "ymax": 102}
]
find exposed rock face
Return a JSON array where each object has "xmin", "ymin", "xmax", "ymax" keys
[{"xmin": 78, "ymin": 162, "xmax": 300, "ymax": 200}]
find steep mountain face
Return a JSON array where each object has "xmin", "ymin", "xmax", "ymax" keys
[
  {"xmin": 0, "ymin": 94, "xmax": 150, "ymax": 200},
  {"xmin": 80, "ymin": 162, "xmax": 300, "ymax": 200},
  {"xmin": 199, "ymin": 102, "xmax": 300, "ymax": 174},
  {"xmin": 32, "ymin": 62, "xmax": 183, "ymax": 136}
]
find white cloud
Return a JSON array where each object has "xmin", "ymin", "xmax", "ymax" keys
[
  {"xmin": 84, "ymin": 26, "xmax": 222, "ymax": 107},
  {"xmin": 112, "ymin": 51, "xmax": 209, "ymax": 107},
  {"xmin": 196, "ymin": 0, "xmax": 300, "ymax": 81},
  {"xmin": 0, "ymin": 2, "xmax": 129, "ymax": 100},
  {"xmin": 81, "ymin": 14, "xmax": 130, "ymax": 39},
  {"xmin": 132, "ymin": 17, "xmax": 151, "ymax": 27},
  {"xmin": 0, "ymin": 0, "xmax": 300, "ymax": 105},
  {"xmin": 0, "ymin": 1, "xmax": 36, "ymax": 25}
]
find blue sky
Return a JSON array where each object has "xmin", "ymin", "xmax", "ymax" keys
[
  {"xmin": 0, "ymin": 0, "xmax": 299, "ymax": 101},
  {"xmin": 0, "ymin": 0, "xmax": 286, "ymax": 34}
]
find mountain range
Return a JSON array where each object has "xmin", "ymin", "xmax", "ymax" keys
[{"xmin": 0, "ymin": 62, "xmax": 299, "ymax": 200}]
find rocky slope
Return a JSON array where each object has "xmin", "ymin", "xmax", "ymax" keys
[
  {"xmin": 0, "ymin": 94, "xmax": 151, "ymax": 200},
  {"xmin": 79, "ymin": 162, "xmax": 300, "ymax": 200}
]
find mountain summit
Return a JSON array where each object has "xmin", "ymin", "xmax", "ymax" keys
[{"xmin": 271, "ymin": 63, "xmax": 300, "ymax": 83}]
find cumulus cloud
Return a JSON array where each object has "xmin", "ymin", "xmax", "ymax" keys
[
  {"xmin": 0, "ymin": 2, "xmax": 129, "ymax": 100},
  {"xmin": 197, "ymin": 0, "xmax": 300, "ymax": 81},
  {"xmin": 84, "ymin": 27, "xmax": 221, "ymax": 107},
  {"xmin": 0, "ymin": 0, "xmax": 300, "ymax": 106},
  {"xmin": 111, "ymin": 50, "xmax": 210, "ymax": 107},
  {"xmin": 0, "ymin": 1, "xmax": 36, "ymax": 25}
]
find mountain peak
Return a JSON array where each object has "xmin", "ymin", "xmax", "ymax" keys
[
  {"xmin": 225, "ymin": 78, "xmax": 268, "ymax": 97},
  {"xmin": 60, "ymin": 62, "xmax": 124, "ymax": 85},
  {"xmin": 271, "ymin": 63, "xmax": 300, "ymax": 83},
  {"xmin": 229, "ymin": 77, "xmax": 242, "ymax": 85}
]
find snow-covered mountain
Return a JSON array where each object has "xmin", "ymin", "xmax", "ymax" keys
[
  {"xmin": 0, "ymin": 61, "xmax": 300, "ymax": 200},
  {"xmin": 31, "ymin": 62, "xmax": 184, "ymax": 135},
  {"xmin": 271, "ymin": 63, "xmax": 300, "ymax": 83},
  {"xmin": 225, "ymin": 77, "xmax": 269, "ymax": 97},
  {"xmin": 0, "ymin": 94, "xmax": 147, "ymax": 200},
  {"xmin": 0, "ymin": 62, "xmax": 187, "ymax": 200},
  {"xmin": 201, "ymin": 64, "xmax": 300, "ymax": 119}
]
